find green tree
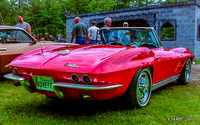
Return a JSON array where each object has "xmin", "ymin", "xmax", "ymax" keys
[
  {"xmin": 0, "ymin": 0, "xmax": 12, "ymax": 25},
  {"xmin": 1, "ymin": 0, "xmax": 191, "ymax": 40},
  {"xmin": 65, "ymin": 0, "xmax": 116, "ymax": 14},
  {"xmin": 28, "ymin": 0, "xmax": 66, "ymax": 38}
]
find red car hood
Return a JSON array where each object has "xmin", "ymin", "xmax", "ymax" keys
[{"xmin": 10, "ymin": 45, "xmax": 127, "ymax": 73}]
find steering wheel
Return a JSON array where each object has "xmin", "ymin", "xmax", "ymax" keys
[
  {"xmin": 139, "ymin": 43, "xmax": 157, "ymax": 48},
  {"xmin": 128, "ymin": 42, "xmax": 138, "ymax": 48},
  {"xmin": 106, "ymin": 40, "xmax": 119, "ymax": 45}
]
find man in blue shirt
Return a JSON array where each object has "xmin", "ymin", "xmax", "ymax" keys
[
  {"xmin": 118, "ymin": 22, "xmax": 131, "ymax": 45},
  {"xmin": 103, "ymin": 18, "xmax": 114, "ymax": 44}
]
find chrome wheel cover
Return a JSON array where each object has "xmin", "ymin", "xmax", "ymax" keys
[
  {"xmin": 185, "ymin": 59, "xmax": 191, "ymax": 82},
  {"xmin": 136, "ymin": 69, "xmax": 152, "ymax": 106}
]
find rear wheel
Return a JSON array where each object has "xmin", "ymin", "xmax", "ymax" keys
[
  {"xmin": 124, "ymin": 67, "xmax": 152, "ymax": 108},
  {"xmin": 178, "ymin": 59, "xmax": 192, "ymax": 85}
]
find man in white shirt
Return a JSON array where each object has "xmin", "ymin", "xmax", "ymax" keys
[{"xmin": 88, "ymin": 21, "xmax": 101, "ymax": 44}]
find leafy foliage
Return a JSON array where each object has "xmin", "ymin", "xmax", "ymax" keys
[{"xmin": 161, "ymin": 27, "xmax": 174, "ymax": 39}]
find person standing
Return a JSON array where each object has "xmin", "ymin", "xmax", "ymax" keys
[
  {"xmin": 103, "ymin": 17, "xmax": 112, "ymax": 28},
  {"xmin": 58, "ymin": 34, "xmax": 62, "ymax": 42},
  {"xmin": 118, "ymin": 22, "xmax": 131, "ymax": 45},
  {"xmin": 88, "ymin": 21, "xmax": 101, "ymax": 44},
  {"xmin": 103, "ymin": 17, "xmax": 114, "ymax": 43},
  {"xmin": 16, "ymin": 14, "xmax": 31, "ymax": 34},
  {"xmin": 70, "ymin": 17, "xmax": 89, "ymax": 45}
]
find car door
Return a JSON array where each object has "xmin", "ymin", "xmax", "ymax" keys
[
  {"xmin": 0, "ymin": 29, "xmax": 39, "ymax": 73},
  {"xmin": 152, "ymin": 47, "xmax": 183, "ymax": 83},
  {"xmin": 149, "ymin": 29, "xmax": 183, "ymax": 83}
]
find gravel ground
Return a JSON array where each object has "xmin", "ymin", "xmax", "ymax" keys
[{"xmin": 190, "ymin": 64, "xmax": 200, "ymax": 85}]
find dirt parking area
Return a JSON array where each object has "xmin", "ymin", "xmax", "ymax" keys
[{"xmin": 190, "ymin": 64, "xmax": 200, "ymax": 85}]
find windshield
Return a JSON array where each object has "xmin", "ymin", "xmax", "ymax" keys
[
  {"xmin": 0, "ymin": 29, "xmax": 33, "ymax": 43},
  {"xmin": 101, "ymin": 28, "xmax": 159, "ymax": 48}
]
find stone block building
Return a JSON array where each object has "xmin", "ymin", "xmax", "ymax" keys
[{"xmin": 66, "ymin": 0, "xmax": 200, "ymax": 59}]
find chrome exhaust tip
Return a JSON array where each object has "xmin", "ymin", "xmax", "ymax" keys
[
  {"xmin": 13, "ymin": 82, "xmax": 22, "ymax": 87},
  {"xmin": 79, "ymin": 92, "xmax": 90, "ymax": 99},
  {"xmin": 52, "ymin": 86, "xmax": 64, "ymax": 99}
]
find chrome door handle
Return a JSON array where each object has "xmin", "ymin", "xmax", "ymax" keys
[
  {"xmin": 156, "ymin": 56, "xmax": 162, "ymax": 62},
  {"xmin": 156, "ymin": 56, "xmax": 162, "ymax": 59},
  {"xmin": 0, "ymin": 48, "xmax": 7, "ymax": 51}
]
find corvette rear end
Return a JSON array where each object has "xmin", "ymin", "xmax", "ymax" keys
[
  {"xmin": 4, "ymin": 27, "xmax": 194, "ymax": 108},
  {"xmin": 4, "ymin": 44, "xmax": 139, "ymax": 101}
]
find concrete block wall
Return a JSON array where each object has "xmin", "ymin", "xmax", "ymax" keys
[
  {"xmin": 195, "ymin": 5, "xmax": 200, "ymax": 59},
  {"xmin": 66, "ymin": 0, "xmax": 199, "ymax": 59},
  {"xmin": 158, "ymin": 5, "xmax": 196, "ymax": 56}
]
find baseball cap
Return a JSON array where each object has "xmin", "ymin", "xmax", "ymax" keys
[{"xmin": 123, "ymin": 22, "xmax": 128, "ymax": 25}]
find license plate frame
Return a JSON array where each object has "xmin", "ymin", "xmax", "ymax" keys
[{"xmin": 32, "ymin": 75, "xmax": 54, "ymax": 91}]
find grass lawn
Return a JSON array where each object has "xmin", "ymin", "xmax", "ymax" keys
[
  {"xmin": 194, "ymin": 59, "xmax": 200, "ymax": 64},
  {"xmin": 0, "ymin": 77, "xmax": 199, "ymax": 125}
]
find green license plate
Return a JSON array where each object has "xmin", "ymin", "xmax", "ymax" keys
[{"xmin": 32, "ymin": 76, "xmax": 54, "ymax": 91}]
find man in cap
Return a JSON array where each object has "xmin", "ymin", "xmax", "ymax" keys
[{"xmin": 118, "ymin": 22, "xmax": 131, "ymax": 45}]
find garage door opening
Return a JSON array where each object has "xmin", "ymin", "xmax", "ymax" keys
[{"xmin": 97, "ymin": 19, "xmax": 150, "ymax": 28}]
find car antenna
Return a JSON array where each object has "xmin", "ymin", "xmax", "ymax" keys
[
  {"xmin": 39, "ymin": 42, "xmax": 44, "ymax": 53},
  {"xmin": 39, "ymin": 42, "xmax": 46, "ymax": 60}
]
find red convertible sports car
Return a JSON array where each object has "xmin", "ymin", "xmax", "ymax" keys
[{"xmin": 4, "ymin": 27, "xmax": 194, "ymax": 107}]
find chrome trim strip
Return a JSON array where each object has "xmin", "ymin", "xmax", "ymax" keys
[
  {"xmin": 53, "ymin": 82, "xmax": 123, "ymax": 90},
  {"xmin": 0, "ymin": 48, "xmax": 7, "ymax": 51},
  {"xmin": 152, "ymin": 74, "xmax": 180, "ymax": 91},
  {"xmin": 4, "ymin": 73, "xmax": 25, "ymax": 81}
]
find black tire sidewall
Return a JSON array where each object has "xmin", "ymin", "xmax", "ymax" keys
[
  {"xmin": 178, "ymin": 59, "xmax": 191, "ymax": 85},
  {"xmin": 125, "ymin": 67, "xmax": 152, "ymax": 108}
]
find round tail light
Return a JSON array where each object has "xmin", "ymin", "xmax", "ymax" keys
[
  {"xmin": 14, "ymin": 67, "xmax": 20, "ymax": 75},
  {"xmin": 9, "ymin": 67, "xmax": 13, "ymax": 72},
  {"xmin": 71, "ymin": 74, "xmax": 80, "ymax": 82},
  {"xmin": 82, "ymin": 74, "xmax": 92, "ymax": 83}
]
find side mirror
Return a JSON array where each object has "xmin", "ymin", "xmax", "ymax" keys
[{"xmin": 29, "ymin": 40, "xmax": 37, "ymax": 46}]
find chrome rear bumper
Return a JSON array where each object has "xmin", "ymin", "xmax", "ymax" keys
[
  {"xmin": 52, "ymin": 82, "xmax": 123, "ymax": 90},
  {"xmin": 4, "ymin": 73, "xmax": 123, "ymax": 99},
  {"xmin": 4, "ymin": 73, "xmax": 25, "ymax": 81},
  {"xmin": 4, "ymin": 73, "xmax": 33, "ymax": 93}
]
